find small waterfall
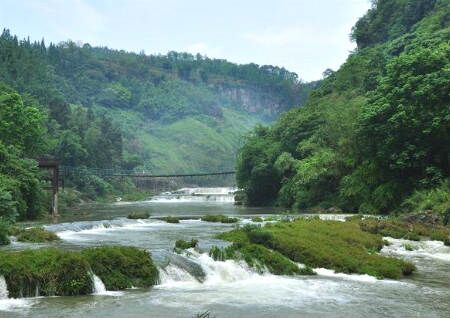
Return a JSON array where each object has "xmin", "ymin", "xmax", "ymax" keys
[
  {"xmin": 91, "ymin": 274, "xmax": 107, "ymax": 294},
  {"xmin": 150, "ymin": 187, "xmax": 237, "ymax": 203},
  {"xmin": 0, "ymin": 276, "xmax": 8, "ymax": 299}
]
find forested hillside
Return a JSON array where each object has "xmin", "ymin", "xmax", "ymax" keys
[
  {"xmin": 237, "ymin": 0, "xmax": 450, "ymax": 218},
  {"xmin": 0, "ymin": 30, "xmax": 315, "ymax": 174},
  {"xmin": 0, "ymin": 29, "xmax": 316, "ymax": 219}
]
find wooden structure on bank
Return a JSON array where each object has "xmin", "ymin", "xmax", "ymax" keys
[{"xmin": 38, "ymin": 159, "xmax": 61, "ymax": 217}]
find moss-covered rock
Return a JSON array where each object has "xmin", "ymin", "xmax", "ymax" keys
[
  {"xmin": 15, "ymin": 227, "xmax": 60, "ymax": 243},
  {"xmin": 127, "ymin": 211, "xmax": 150, "ymax": 219},
  {"xmin": 163, "ymin": 216, "xmax": 180, "ymax": 223},
  {"xmin": 0, "ymin": 249, "xmax": 92, "ymax": 297},
  {"xmin": 82, "ymin": 246, "xmax": 159, "ymax": 290},
  {"xmin": 218, "ymin": 218, "xmax": 415, "ymax": 279},
  {"xmin": 251, "ymin": 216, "xmax": 263, "ymax": 222},
  {"xmin": 174, "ymin": 239, "xmax": 198, "ymax": 251},
  {"xmin": 201, "ymin": 214, "xmax": 238, "ymax": 223}
]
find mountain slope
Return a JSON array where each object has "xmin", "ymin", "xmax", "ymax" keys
[
  {"xmin": 236, "ymin": 0, "xmax": 450, "ymax": 216},
  {"xmin": 0, "ymin": 30, "xmax": 317, "ymax": 173}
]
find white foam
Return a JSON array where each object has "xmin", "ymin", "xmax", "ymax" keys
[
  {"xmin": 91, "ymin": 273, "xmax": 123, "ymax": 296},
  {"xmin": 314, "ymin": 268, "xmax": 378, "ymax": 283},
  {"xmin": 0, "ymin": 276, "xmax": 35, "ymax": 312},
  {"xmin": 382, "ymin": 237, "xmax": 450, "ymax": 262}
]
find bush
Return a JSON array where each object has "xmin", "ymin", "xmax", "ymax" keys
[
  {"xmin": 0, "ymin": 219, "xmax": 11, "ymax": 245},
  {"xmin": 127, "ymin": 211, "xmax": 150, "ymax": 219},
  {"xmin": 201, "ymin": 215, "xmax": 238, "ymax": 223},
  {"xmin": 163, "ymin": 216, "xmax": 180, "ymax": 223},
  {"xmin": 246, "ymin": 228, "xmax": 274, "ymax": 247},
  {"xmin": 251, "ymin": 216, "xmax": 263, "ymax": 222},
  {"xmin": 174, "ymin": 239, "xmax": 198, "ymax": 250},
  {"xmin": 81, "ymin": 246, "xmax": 159, "ymax": 290},
  {"xmin": 15, "ymin": 227, "xmax": 60, "ymax": 243}
]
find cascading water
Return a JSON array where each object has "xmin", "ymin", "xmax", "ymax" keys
[
  {"xmin": 149, "ymin": 187, "xmax": 237, "ymax": 203},
  {"xmin": 92, "ymin": 274, "xmax": 107, "ymax": 294},
  {"xmin": 0, "ymin": 276, "xmax": 8, "ymax": 299}
]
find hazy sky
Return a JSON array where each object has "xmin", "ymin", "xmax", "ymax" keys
[{"xmin": 0, "ymin": 0, "xmax": 371, "ymax": 81}]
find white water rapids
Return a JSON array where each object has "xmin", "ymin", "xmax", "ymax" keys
[{"xmin": 1, "ymin": 188, "xmax": 450, "ymax": 317}]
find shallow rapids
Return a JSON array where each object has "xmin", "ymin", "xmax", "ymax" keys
[{"xmin": 0, "ymin": 189, "xmax": 449, "ymax": 318}]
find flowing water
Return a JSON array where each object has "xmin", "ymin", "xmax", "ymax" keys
[{"xmin": 1, "ymin": 187, "xmax": 449, "ymax": 318}]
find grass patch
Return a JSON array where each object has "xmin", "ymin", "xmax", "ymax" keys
[
  {"xmin": 251, "ymin": 216, "xmax": 263, "ymax": 222},
  {"xmin": 127, "ymin": 211, "xmax": 150, "ymax": 219},
  {"xmin": 174, "ymin": 239, "xmax": 198, "ymax": 251},
  {"xmin": 15, "ymin": 227, "xmax": 60, "ymax": 243},
  {"xmin": 201, "ymin": 215, "xmax": 238, "ymax": 223},
  {"xmin": 218, "ymin": 219, "xmax": 415, "ymax": 279},
  {"xmin": 359, "ymin": 218, "xmax": 450, "ymax": 245},
  {"xmin": 163, "ymin": 216, "xmax": 180, "ymax": 223},
  {"xmin": 0, "ymin": 246, "xmax": 159, "ymax": 297},
  {"xmin": 0, "ymin": 249, "xmax": 92, "ymax": 297},
  {"xmin": 82, "ymin": 246, "xmax": 159, "ymax": 290}
]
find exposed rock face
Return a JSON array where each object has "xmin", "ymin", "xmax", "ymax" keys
[{"xmin": 216, "ymin": 85, "xmax": 288, "ymax": 119}]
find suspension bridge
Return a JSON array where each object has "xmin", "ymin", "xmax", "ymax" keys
[{"xmin": 38, "ymin": 159, "xmax": 236, "ymax": 216}]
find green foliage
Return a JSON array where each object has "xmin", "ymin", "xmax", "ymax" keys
[
  {"xmin": 359, "ymin": 217, "xmax": 450, "ymax": 245},
  {"xmin": 127, "ymin": 211, "xmax": 150, "ymax": 219},
  {"xmin": 237, "ymin": 1, "xmax": 450, "ymax": 217},
  {"xmin": 251, "ymin": 216, "xmax": 263, "ymax": 222},
  {"xmin": 402, "ymin": 181, "xmax": 450, "ymax": 223},
  {"xmin": 15, "ymin": 227, "xmax": 61, "ymax": 243},
  {"xmin": 219, "ymin": 219, "xmax": 415, "ymax": 279},
  {"xmin": 0, "ymin": 249, "xmax": 93, "ymax": 297},
  {"xmin": 81, "ymin": 246, "xmax": 159, "ymax": 290},
  {"xmin": 351, "ymin": 0, "xmax": 438, "ymax": 49},
  {"xmin": 0, "ymin": 219, "xmax": 11, "ymax": 245},
  {"xmin": 174, "ymin": 239, "xmax": 198, "ymax": 250},
  {"xmin": 201, "ymin": 215, "xmax": 238, "ymax": 223},
  {"xmin": 163, "ymin": 216, "xmax": 180, "ymax": 223}
]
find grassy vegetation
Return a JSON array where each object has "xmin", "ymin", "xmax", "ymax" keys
[
  {"xmin": 174, "ymin": 239, "xmax": 198, "ymax": 251},
  {"xmin": 0, "ymin": 249, "xmax": 93, "ymax": 297},
  {"xmin": 163, "ymin": 216, "xmax": 180, "ymax": 224},
  {"xmin": 251, "ymin": 216, "xmax": 263, "ymax": 222},
  {"xmin": 82, "ymin": 246, "xmax": 159, "ymax": 291},
  {"xmin": 201, "ymin": 215, "xmax": 238, "ymax": 224},
  {"xmin": 127, "ymin": 211, "xmax": 150, "ymax": 219},
  {"xmin": 359, "ymin": 218, "xmax": 450, "ymax": 246},
  {"xmin": 218, "ymin": 219, "xmax": 415, "ymax": 279},
  {"xmin": 0, "ymin": 220, "xmax": 10, "ymax": 245},
  {"xmin": 14, "ymin": 227, "xmax": 61, "ymax": 243},
  {"xmin": 210, "ymin": 242, "xmax": 314, "ymax": 276}
]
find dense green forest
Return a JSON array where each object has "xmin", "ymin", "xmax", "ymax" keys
[
  {"xmin": 0, "ymin": 30, "xmax": 315, "ymax": 221},
  {"xmin": 237, "ymin": 0, "xmax": 450, "ymax": 219}
]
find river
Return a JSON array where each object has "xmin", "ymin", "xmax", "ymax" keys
[{"xmin": 0, "ymin": 187, "xmax": 449, "ymax": 318}]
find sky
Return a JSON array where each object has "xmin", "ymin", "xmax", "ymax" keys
[{"xmin": 0, "ymin": 0, "xmax": 371, "ymax": 81}]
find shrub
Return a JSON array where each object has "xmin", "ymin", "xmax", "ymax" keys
[
  {"xmin": 81, "ymin": 246, "xmax": 159, "ymax": 290},
  {"xmin": 163, "ymin": 216, "xmax": 180, "ymax": 223},
  {"xmin": 127, "ymin": 211, "xmax": 150, "ymax": 219},
  {"xmin": 15, "ymin": 227, "xmax": 60, "ymax": 243},
  {"xmin": 201, "ymin": 215, "xmax": 238, "ymax": 223},
  {"xmin": 174, "ymin": 239, "xmax": 198, "ymax": 250},
  {"xmin": 0, "ymin": 219, "xmax": 11, "ymax": 245},
  {"xmin": 251, "ymin": 216, "xmax": 263, "ymax": 222}
]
